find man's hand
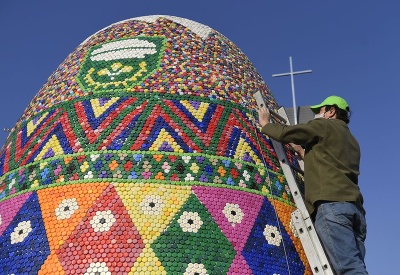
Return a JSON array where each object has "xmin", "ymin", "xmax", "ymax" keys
[
  {"xmin": 289, "ymin": 143, "xmax": 305, "ymax": 160},
  {"xmin": 257, "ymin": 107, "xmax": 271, "ymax": 127}
]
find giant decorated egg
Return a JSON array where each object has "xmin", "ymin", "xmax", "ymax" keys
[{"xmin": 0, "ymin": 15, "xmax": 311, "ymax": 274}]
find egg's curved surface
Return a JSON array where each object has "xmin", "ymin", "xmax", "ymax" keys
[{"xmin": 0, "ymin": 15, "xmax": 310, "ymax": 274}]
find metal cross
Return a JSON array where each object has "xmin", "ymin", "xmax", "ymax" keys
[{"xmin": 272, "ymin": 56, "xmax": 312, "ymax": 125}]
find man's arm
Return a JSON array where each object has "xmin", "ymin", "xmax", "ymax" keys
[{"xmin": 257, "ymin": 106, "xmax": 323, "ymax": 146}]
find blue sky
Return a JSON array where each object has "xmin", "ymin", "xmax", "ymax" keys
[{"xmin": 0, "ymin": 1, "xmax": 398, "ymax": 273}]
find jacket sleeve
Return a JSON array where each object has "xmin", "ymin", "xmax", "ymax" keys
[{"xmin": 260, "ymin": 119, "xmax": 324, "ymax": 145}]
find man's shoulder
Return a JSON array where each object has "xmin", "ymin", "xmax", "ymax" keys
[{"xmin": 308, "ymin": 118, "xmax": 347, "ymax": 126}]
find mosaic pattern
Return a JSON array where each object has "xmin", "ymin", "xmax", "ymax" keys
[{"xmin": 0, "ymin": 15, "xmax": 310, "ymax": 274}]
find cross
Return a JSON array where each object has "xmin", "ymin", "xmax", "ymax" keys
[{"xmin": 272, "ymin": 56, "xmax": 312, "ymax": 125}]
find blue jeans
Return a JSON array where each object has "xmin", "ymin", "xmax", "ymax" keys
[{"xmin": 314, "ymin": 202, "xmax": 368, "ymax": 275}]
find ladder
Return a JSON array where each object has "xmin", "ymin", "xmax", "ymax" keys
[{"xmin": 253, "ymin": 92, "xmax": 334, "ymax": 275}]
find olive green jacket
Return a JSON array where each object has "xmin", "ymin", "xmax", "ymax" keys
[{"xmin": 261, "ymin": 118, "xmax": 364, "ymax": 215}]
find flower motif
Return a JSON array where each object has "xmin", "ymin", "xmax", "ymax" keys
[
  {"xmin": 195, "ymin": 156, "xmax": 205, "ymax": 163},
  {"xmin": 213, "ymin": 176, "xmax": 222, "ymax": 184},
  {"xmin": 190, "ymin": 163, "xmax": 199, "ymax": 174},
  {"xmin": 90, "ymin": 154, "xmax": 100, "ymax": 161},
  {"xmin": 140, "ymin": 195, "xmax": 164, "ymax": 215},
  {"xmin": 182, "ymin": 156, "xmax": 191, "ymax": 163},
  {"xmin": 99, "ymin": 170, "xmax": 109, "ymax": 178},
  {"xmin": 133, "ymin": 154, "xmax": 142, "ymax": 162},
  {"xmin": 223, "ymin": 203, "xmax": 244, "ymax": 226},
  {"xmin": 123, "ymin": 160, "xmax": 133, "ymax": 171},
  {"xmin": 184, "ymin": 263, "xmax": 209, "ymax": 275},
  {"xmin": 84, "ymin": 261, "xmax": 111, "ymax": 275},
  {"xmin": 142, "ymin": 160, "xmax": 152, "ymax": 171},
  {"xmin": 41, "ymin": 168, "xmax": 49, "ymax": 179},
  {"xmin": 80, "ymin": 161, "xmax": 89, "ymax": 172},
  {"xmin": 31, "ymin": 179, "xmax": 39, "ymax": 188},
  {"xmin": 222, "ymin": 159, "xmax": 231, "ymax": 167},
  {"xmin": 118, "ymin": 153, "xmax": 127, "ymax": 160},
  {"xmin": 104, "ymin": 153, "xmax": 113, "ymax": 161},
  {"xmin": 9, "ymin": 178, "xmax": 16, "ymax": 189},
  {"xmin": 243, "ymin": 170, "xmax": 250, "ymax": 181},
  {"xmin": 155, "ymin": 172, "xmax": 165, "ymax": 180},
  {"xmin": 28, "ymin": 171, "xmax": 37, "ymax": 181},
  {"xmin": 40, "ymin": 162, "xmax": 48, "ymax": 170},
  {"xmin": 199, "ymin": 174, "xmax": 208, "ymax": 182},
  {"xmin": 204, "ymin": 165, "xmax": 213, "ymax": 175},
  {"xmin": 64, "ymin": 157, "xmax": 73, "ymax": 164},
  {"xmin": 178, "ymin": 211, "xmax": 203, "ymax": 233},
  {"xmin": 53, "ymin": 165, "xmax": 62, "ymax": 176},
  {"xmin": 113, "ymin": 170, "xmax": 122, "ymax": 178},
  {"xmin": 84, "ymin": 171, "xmax": 94, "ymax": 179},
  {"xmin": 210, "ymin": 158, "xmax": 218, "ymax": 165},
  {"xmin": 217, "ymin": 166, "xmax": 226, "ymax": 176},
  {"xmin": 275, "ymin": 180, "xmax": 282, "ymax": 191},
  {"xmin": 261, "ymin": 186, "xmax": 270, "ymax": 195},
  {"xmin": 230, "ymin": 168, "xmax": 239, "ymax": 179},
  {"xmin": 55, "ymin": 198, "xmax": 79, "ymax": 220},
  {"xmin": 142, "ymin": 171, "xmax": 152, "ymax": 179},
  {"xmin": 162, "ymin": 162, "xmax": 171, "ymax": 173},
  {"xmin": 11, "ymin": 220, "xmax": 32, "ymax": 244},
  {"xmin": 185, "ymin": 173, "xmax": 194, "ymax": 182},
  {"xmin": 263, "ymin": 224, "xmax": 282, "ymax": 246},
  {"xmin": 226, "ymin": 177, "xmax": 235, "ymax": 185},
  {"xmin": 94, "ymin": 160, "xmax": 103, "ymax": 171},
  {"xmin": 109, "ymin": 160, "xmax": 119, "ymax": 171},
  {"xmin": 56, "ymin": 175, "xmax": 65, "ymax": 183},
  {"xmin": 254, "ymin": 173, "xmax": 262, "ymax": 184},
  {"xmin": 90, "ymin": 210, "xmax": 116, "ymax": 232},
  {"xmin": 153, "ymin": 154, "xmax": 163, "ymax": 162},
  {"xmin": 128, "ymin": 171, "xmax": 138, "ymax": 179},
  {"xmin": 77, "ymin": 155, "xmax": 87, "ymax": 163}
]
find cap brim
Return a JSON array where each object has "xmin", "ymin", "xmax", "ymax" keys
[{"xmin": 310, "ymin": 104, "xmax": 323, "ymax": 113}]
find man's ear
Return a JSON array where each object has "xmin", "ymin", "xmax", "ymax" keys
[{"xmin": 329, "ymin": 107, "xmax": 336, "ymax": 117}]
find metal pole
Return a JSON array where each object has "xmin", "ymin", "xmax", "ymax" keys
[{"xmin": 289, "ymin": 56, "xmax": 298, "ymax": 125}]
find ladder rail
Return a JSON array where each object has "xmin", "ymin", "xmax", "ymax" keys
[
  {"xmin": 253, "ymin": 91, "xmax": 334, "ymax": 275},
  {"xmin": 271, "ymin": 137, "xmax": 333, "ymax": 274}
]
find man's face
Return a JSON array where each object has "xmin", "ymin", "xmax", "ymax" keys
[{"xmin": 318, "ymin": 106, "xmax": 335, "ymax": 119}]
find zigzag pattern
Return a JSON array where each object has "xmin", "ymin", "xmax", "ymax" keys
[
  {"xmin": 129, "ymin": 103, "xmax": 202, "ymax": 152},
  {"xmin": 14, "ymin": 109, "xmax": 60, "ymax": 163},
  {"xmin": 164, "ymin": 99, "xmax": 223, "ymax": 147},
  {"xmin": 74, "ymin": 97, "xmax": 146, "ymax": 150},
  {"xmin": 15, "ymin": 111, "xmax": 80, "ymax": 167},
  {"xmin": 3, "ymin": 95, "xmax": 281, "ymax": 175}
]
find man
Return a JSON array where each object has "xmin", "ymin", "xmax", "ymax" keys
[{"xmin": 257, "ymin": 95, "xmax": 368, "ymax": 274}]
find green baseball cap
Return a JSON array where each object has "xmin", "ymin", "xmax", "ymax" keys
[{"xmin": 310, "ymin": 95, "xmax": 349, "ymax": 113}]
